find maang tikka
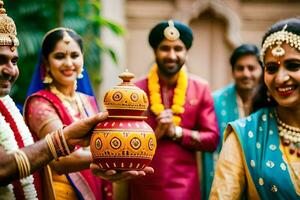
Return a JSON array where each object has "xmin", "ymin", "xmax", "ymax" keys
[{"xmin": 261, "ymin": 24, "xmax": 300, "ymax": 61}]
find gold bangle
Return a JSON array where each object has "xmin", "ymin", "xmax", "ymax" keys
[
  {"xmin": 14, "ymin": 152, "xmax": 24, "ymax": 178},
  {"xmin": 17, "ymin": 150, "xmax": 31, "ymax": 177},
  {"xmin": 46, "ymin": 134, "xmax": 58, "ymax": 160},
  {"xmin": 59, "ymin": 128, "xmax": 71, "ymax": 155},
  {"xmin": 13, "ymin": 150, "xmax": 31, "ymax": 178},
  {"xmin": 54, "ymin": 129, "xmax": 65, "ymax": 156},
  {"xmin": 16, "ymin": 152, "xmax": 25, "ymax": 178}
]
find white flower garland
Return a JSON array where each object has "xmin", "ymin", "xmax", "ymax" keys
[{"xmin": 0, "ymin": 95, "xmax": 38, "ymax": 200}]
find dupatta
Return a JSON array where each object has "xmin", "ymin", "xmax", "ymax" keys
[
  {"xmin": 228, "ymin": 107, "xmax": 299, "ymax": 199},
  {"xmin": 24, "ymin": 51, "xmax": 107, "ymax": 200}
]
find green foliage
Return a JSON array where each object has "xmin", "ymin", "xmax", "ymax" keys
[{"xmin": 4, "ymin": 0, "xmax": 124, "ymax": 105}]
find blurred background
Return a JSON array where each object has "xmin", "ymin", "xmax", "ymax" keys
[
  {"xmin": 5, "ymin": 0, "xmax": 300, "ymax": 108},
  {"xmin": 5, "ymin": 0, "xmax": 124, "ymax": 108}
]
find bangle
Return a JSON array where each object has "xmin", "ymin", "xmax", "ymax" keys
[
  {"xmin": 59, "ymin": 128, "xmax": 71, "ymax": 154},
  {"xmin": 18, "ymin": 150, "xmax": 30, "ymax": 177},
  {"xmin": 46, "ymin": 128, "xmax": 74, "ymax": 161},
  {"xmin": 46, "ymin": 133, "xmax": 58, "ymax": 160},
  {"xmin": 61, "ymin": 126, "xmax": 75, "ymax": 152},
  {"xmin": 13, "ymin": 149, "xmax": 31, "ymax": 178},
  {"xmin": 172, "ymin": 126, "xmax": 183, "ymax": 141},
  {"xmin": 14, "ymin": 151, "xmax": 24, "ymax": 178}
]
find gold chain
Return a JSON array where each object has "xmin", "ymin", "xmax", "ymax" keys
[{"xmin": 49, "ymin": 85, "xmax": 86, "ymax": 121}]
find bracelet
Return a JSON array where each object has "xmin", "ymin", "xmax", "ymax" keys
[
  {"xmin": 18, "ymin": 150, "xmax": 30, "ymax": 177},
  {"xmin": 13, "ymin": 149, "xmax": 31, "ymax": 178},
  {"xmin": 45, "ymin": 128, "xmax": 74, "ymax": 161},
  {"xmin": 46, "ymin": 134, "xmax": 58, "ymax": 160},
  {"xmin": 172, "ymin": 126, "xmax": 183, "ymax": 141},
  {"xmin": 14, "ymin": 151, "xmax": 24, "ymax": 178},
  {"xmin": 59, "ymin": 128, "xmax": 71, "ymax": 154},
  {"xmin": 54, "ymin": 129, "xmax": 66, "ymax": 156}
]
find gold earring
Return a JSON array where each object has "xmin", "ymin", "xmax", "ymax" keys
[
  {"xmin": 43, "ymin": 72, "xmax": 53, "ymax": 84},
  {"xmin": 77, "ymin": 67, "xmax": 84, "ymax": 79}
]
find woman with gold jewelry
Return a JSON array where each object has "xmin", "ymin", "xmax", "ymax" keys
[
  {"xmin": 24, "ymin": 28, "xmax": 112, "ymax": 200},
  {"xmin": 210, "ymin": 18, "xmax": 300, "ymax": 199}
]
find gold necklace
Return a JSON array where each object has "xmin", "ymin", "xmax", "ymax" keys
[
  {"xmin": 49, "ymin": 85, "xmax": 76, "ymax": 103},
  {"xmin": 49, "ymin": 85, "xmax": 86, "ymax": 121},
  {"xmin": 275, "ymin": 111, "xmax": 300, "ymax": 157}
]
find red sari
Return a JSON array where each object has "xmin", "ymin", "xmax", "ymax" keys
[{"xmin": 24, "ymin": 90, "xmax": 112, "ymax": 200}]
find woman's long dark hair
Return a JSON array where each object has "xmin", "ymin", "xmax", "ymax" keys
[
  {"xmin": 252, "ymin": 17, "xmax": 300, "ymax": 112},
  {"xmin": 252, "ymin": 72, "xmax": 277, "ymax": 112}
]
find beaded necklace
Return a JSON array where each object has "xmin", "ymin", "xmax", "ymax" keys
[
  {"xmin": 148, "ymin": 64, "xmax": 187, "ymax": 126},
  {"xmin": 275, "ymin": 111, "xmax": 300, "ymax": 157},
  {"xmin": 49, "ymin": 85, "xmax": 86, "ymax": 121}
]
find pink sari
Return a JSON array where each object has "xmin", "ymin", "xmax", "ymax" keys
[{"xmin": 24, "ymin": 90, "xmax": 112, "ymax": 200}]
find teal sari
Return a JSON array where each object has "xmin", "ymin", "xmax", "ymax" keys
[
  {"xmin": 228, "ymin": 107, "xmax": 299, "ymax": 199},
  {"xmin": 202, "ymin": 84, "xmax": 239, "ymax": 199}
]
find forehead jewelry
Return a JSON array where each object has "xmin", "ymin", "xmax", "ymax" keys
[
  {"xmin": 42, "ymin": 27, "xmax": 76, "ymax": 44},
  {"xmin": 261, "ymin": 24, "xmax": 300, "ymax": 61},
  {"xmin": 271, "ymin": 25, "xmax": 287, "ymax": 58},
  {"xmin": 163, "ymin": 20, "xmax": 180, "ymax": 41},
  {"xmin": 63, "ymin": 31, "xmax": 72, "ymax": 44}
]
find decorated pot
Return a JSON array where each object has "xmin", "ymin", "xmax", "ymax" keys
[{"xmin": 90, "ymin": 70, "xmax": 157, "ymax": 170}]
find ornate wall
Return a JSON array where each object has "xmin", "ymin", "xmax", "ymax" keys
[
  {"xmin": 100, "ymin": 0, "xmax": 300, "ymax": 100},
  {"xmin": 99, "ymin": 0, "xmax": 300, "ymax": 190}
]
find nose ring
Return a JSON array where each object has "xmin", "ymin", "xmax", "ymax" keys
[{"xmin": 283, "ymin": 75, "xmax": 290, "ymax": 81}]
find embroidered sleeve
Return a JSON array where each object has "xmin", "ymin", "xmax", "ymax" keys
[
  {"xmin": 209, "ymin": 133, "xmax": 245, "ymax": 199},
  {"xmin": 25, "ymin": 96, "xmax": 61, "ymax": 138}
]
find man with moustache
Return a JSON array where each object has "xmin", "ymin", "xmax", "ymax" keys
[
  {"xmin": 0, "ymin": 1, "xmax": 152, "ymax": 199},
  {"xmin": 202, "ymin": 44, "xmax": 263, "ymax": 200},
  {"xmin": 115, "ymin": 20, "xmax": 219, "ymax": 200}
]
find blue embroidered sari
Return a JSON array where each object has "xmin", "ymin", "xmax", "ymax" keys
[{"xmin": 228, "ymin": 107, "xmax": 299, "ymax": 199}]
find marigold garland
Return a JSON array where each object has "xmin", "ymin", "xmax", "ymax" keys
[{"xmin": 148, "ymin": 64, "xmax": 188, "ymax": 125}]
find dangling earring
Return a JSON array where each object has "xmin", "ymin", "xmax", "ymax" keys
[
  {"xmin": 43, "ymin": 71, "xmax": 53, "ymax": 84},
  {"xmin": 77, "ymin": 67, "xmax": 84, "ymax": 79},
  {"xmin": 267, "ymin": 90, "xmax": 271, "ymax": 102}
]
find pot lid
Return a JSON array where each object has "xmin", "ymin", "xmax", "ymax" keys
[{"xmin": 103, "ymin": 69, "xmax": 149, "ymax": 117}]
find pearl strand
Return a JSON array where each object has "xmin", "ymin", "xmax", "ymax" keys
[{"xmin": 275, "ymin": 111, "xmax": 300, "ymax": 157}]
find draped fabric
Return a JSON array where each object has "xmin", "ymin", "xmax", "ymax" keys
[
  {"xmin": 25, "ymin": 90, "xmax": 112, "ymax": 200},
  {"xmin": 129, "ymin": 75, "xmax": 219, "ymax": 200},
  {"xmin": 227, "ymin": 107, "xmax": 300, "ymax": 199},
  {"xmin": 201, "ymin": 84, "xmax": 239, "ymax": 199},
  {"xmin": 24, "ymin": 49, "xmax": 112, "ymax": 199}
]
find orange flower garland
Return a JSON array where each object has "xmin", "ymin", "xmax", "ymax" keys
[{"xmin": 148, "ymin": 64, "xmax": 188, "ymax": 125}]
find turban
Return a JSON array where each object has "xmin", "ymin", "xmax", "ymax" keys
[
  {"xmin": 0, "ymin": 1, "xmax": 19, "ymax": 49},
  {"xmin": 148, "ymin": 20, "xmax": 193, "ymax": 49}
]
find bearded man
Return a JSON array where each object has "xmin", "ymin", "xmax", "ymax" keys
[
  {"xmin": 115, "ymin": 20, "xmax": 219, "ymax": 200},
  {"xmin": 0, "ymin": 1, "xmax": 152, "ymax": 199}
]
